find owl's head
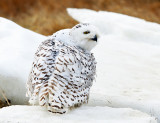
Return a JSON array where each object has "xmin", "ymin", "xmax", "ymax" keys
[{"xmin": 70, "ymin": 23, "xmax": 99, "ymax": 51}]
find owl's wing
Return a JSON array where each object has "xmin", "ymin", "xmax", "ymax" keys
[
  {"xmin": 47, "ymin": 45, "xmax": 96, "ymax": 108},
  {"xmin": 27, "ymin": 38, "xmax": 96, "ymax": 112},
  {"xmin": 26, "ymin": 38, "xmax": 58, "ymax": 102}
]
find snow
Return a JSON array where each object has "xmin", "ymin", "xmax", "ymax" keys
[
  {"xmin": 67, "ymin": 8, "xmax": 160, "ymax": 45},
  {"xmin": 67, "ymin": 8, "xmax": 160, "ymax": 122},
  {"xmin": 0, "ymin": 105, "xmax": 157, "ymax": 123},
  {"xmin": 0, "ymin": 8, "xmax": 160, "ymax": 122},
  {"xmin": 0, "ymin": 17, "xmax": 47, "ymax": 104}
]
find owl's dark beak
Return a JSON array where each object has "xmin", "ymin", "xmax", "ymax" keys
[{"xmin": 91, "ymin": 35, "xmax": 97, "ymax": 42}]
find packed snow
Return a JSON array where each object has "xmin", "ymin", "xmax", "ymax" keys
[
  {"xmin": 0, "ymin": 17, "xmax": 47, "ymax": 104},
  {"xmin": 0, "ymin": 8, "xmax": 160, "ymax": 122},
  {"xmin": 68, "ymin": 8, "xmax": 160, "ymax": 122},
  {"xmin": 0, "ymin": 105, "xmax": 157, "ymax": 123}
]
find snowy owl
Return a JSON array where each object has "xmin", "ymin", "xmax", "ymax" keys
[{"xmin": 27, "ymin": 23, "xmax": 99, "ymax": 114}]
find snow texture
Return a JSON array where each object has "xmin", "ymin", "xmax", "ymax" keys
[
  {"xmin": 0, "ymin": 17, "xmax": 47, "ymax": 104},
  {"xmin": 0, "ymin": 8, "xmax": 160, "ymax": 122},
  {"xmin": 67, "ymin": 8, "xmax": 160, "ymax": 122},
  {"xmin": 0, "ymin": 105, "xmax": 157, "ymax": 123}
]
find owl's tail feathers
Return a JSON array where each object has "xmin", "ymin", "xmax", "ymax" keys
[
  {"xmin": 38, "ymin": 90, "xmax": 49, "ymax": 106},
  {"xmin": 38, "ymin": 88, "xmax": 68, "ymax": 114},
  {"xmin": 28, "ymin": 94, "xmax": 39, "ymax": 105},
  {"xmin": 47, "ymin": 105, "xmax": 67, "ymax": 114}
]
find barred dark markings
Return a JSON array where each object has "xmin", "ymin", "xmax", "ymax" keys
[{"xmin": 27, "ymin": 24, "xmax": 97, "ymax": 114}]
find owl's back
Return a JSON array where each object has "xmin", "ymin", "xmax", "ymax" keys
[{"xmin": 27, "ymin": 38, "xmax": 96, "ymax": 113}]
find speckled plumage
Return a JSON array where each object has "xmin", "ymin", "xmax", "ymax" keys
[{"xmin": 27, "ymin": 23, "xmax": 98, "ymax": 114}]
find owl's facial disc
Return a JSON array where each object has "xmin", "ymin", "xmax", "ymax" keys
[{"xmin": 70, "ymin": 23, "xmax": 99, "ymax": 51}]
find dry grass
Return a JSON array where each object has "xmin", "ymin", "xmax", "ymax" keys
[
  {"xmin": 0, "ymin": 0, "xmax": 160, "ymax": 35},
  {"xmin": 0, "ymin": 100, "xmax": 8, "ymax": 108},
  {"xmin": 0, "ymin": 87, "xmax": 10, "ymax": 108}
]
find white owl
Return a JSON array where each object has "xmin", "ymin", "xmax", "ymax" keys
[{"xmin": 26, "ymin": 23, "xmax": 99, "ymax": 114}]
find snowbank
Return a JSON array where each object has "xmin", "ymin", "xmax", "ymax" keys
[
  {"xmin": 0, "ymin": 105, "xmax": 157, "ymax": 123},
  {"xmin": 0, "ymin": 17, "xmax": 47, "ymax": 104},
  {"xmin": 67, "ymin": 8, "xmax": 160, "ymax": 122},
  {"xmin": 67, "ymin": 8, "xmax": 160, "ymax": 45},
  {"xmin": 0, "ymin": 8, "xmax": 160, "ymax": 122}
]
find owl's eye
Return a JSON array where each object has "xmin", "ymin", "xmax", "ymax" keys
[{"xmin": 83, "ymin": 31, "xmax": 90, "ymax": 34}]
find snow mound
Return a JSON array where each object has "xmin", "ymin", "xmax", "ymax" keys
[
  {"xmin": 0, "ymin": 105, "xmax": 157, "ymax": 123},
  {"xmin": 0, "ymin": 17, "xmax": 47, "ymax": 104},
  {"xmin": 0, "ymin": 8, "xmax": 160, "ymax": 122},
  {"xmin": 67, "ymin": 8, "xmax": 160, "ymax": 45},
  {"xmin": 67, "ymin": 8, "xmax": 160, "ymax": 122}
]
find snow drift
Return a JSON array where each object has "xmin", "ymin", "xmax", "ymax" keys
[
  {"xmin": 0, "ymin": 105, "xmax": 156, "ymax": 123},
  {"xmin": 0, "ymin": 17, "xmax": 47, "ymax": 104},
  {"xmin": 67, "ymin": 8, "xmax": 160, "ymax": 122},
  {"xmin": 0, "ymin": 8, "xmax": 160, "ymax": 122}
]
